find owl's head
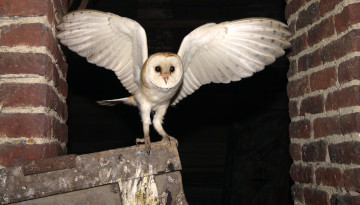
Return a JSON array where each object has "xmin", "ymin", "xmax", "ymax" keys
[{"xmin": 143, "ymin": 52, "xmax": 183, "ymax": 89}]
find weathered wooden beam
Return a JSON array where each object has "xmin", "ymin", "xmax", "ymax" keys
[{"xmin": 0, "ymin": 140, "xmax": 187, "ymax": 205}]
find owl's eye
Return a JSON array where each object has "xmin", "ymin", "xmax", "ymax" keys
[
  {"xmin": 155, "ymin": 66, "xmax": 161, "ymax": 72},
  {"xmin": 170, "ymin": 66, "xmax": 175, "ymax": 72}
]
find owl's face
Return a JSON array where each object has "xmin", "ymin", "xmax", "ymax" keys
[{"xmin": 143, "ymin": 52, "xmax": 183, "ymax": 89}]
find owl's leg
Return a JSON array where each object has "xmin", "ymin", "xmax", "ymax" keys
[
  {"xmin": 153, "ymin": 104, "xmax": 178, "ymax": 145},
  {"xmin": 136, "ymin": 105, "xmax": 152, "ymax": 154}
]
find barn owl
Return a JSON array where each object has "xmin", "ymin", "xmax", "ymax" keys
[{"xmin": 57, "ymin": 10, "xmax": 291, "ymax": 153}]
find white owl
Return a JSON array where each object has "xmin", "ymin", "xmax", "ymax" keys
[{"xmin": 57, "ymin": 10, "xmax": 291, "ymax": 153}]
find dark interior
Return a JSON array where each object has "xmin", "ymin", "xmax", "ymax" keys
[{"xmin": 64, "ymin": 0, "xmax": 292, "ymax": 204}]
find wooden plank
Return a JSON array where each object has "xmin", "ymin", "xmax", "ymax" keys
[
  {"xmin": 12, "ymin": 184, "xmax": 122, "ymax": 205},
  {"xmin": 1, "ymin": 140, "xmax": 187, "ymax": 205}
]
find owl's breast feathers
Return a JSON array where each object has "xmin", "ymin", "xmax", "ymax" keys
[
  {"xmin": 136, "ymin": 52, "xmax": 183, "ymax": 107},
  {"xmin": 136, "ymin": 79, "xmax": 181, "ymax": 108}
]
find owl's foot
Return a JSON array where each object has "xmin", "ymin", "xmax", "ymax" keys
[
  {"xmin": 161, "ymin": 135, "xmax": 178, "ymax": 147},
  {"xmin": 136, "ymin": 137, "xmax": 151, "ymax": 155}
]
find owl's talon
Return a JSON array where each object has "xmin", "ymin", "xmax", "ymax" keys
[
  {"xmin": 145, "ymin": 142, "xmax": 151, "ymax": 155},
  {"xmin": 136, "ymin": 138, "xmax": 145, "ymax": 144},
  {"xmin": 161, "ymin": 135, "xmax": 178, "ymax": 147},
  {"xmin": 136, "ymin": 137, "xmax": 151, "ymax": 154}
]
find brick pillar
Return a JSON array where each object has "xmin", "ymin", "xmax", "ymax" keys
[
  {"xmin": 286, "ymin": 0, "xmax": 360, "ymax": 204},
  {"xmin": 0, "ymin": 0, "xmax": 68, "ymax": 168}
]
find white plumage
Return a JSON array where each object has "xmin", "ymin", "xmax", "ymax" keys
[{"xmin": 57, "ymin": 9, "xmax": 291, "ymax": 153}]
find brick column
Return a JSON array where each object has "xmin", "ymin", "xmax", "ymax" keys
[
  {"xmin": 0, "ymin": 0, "xmax": 68, "ymax": 168},
  {"xmin": 286, "ymin": 0, "xmax": 360, "ymax": 204}
]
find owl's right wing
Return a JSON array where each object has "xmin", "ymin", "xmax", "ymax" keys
[
  {"xmin": 57, "ymin": 10, "xmax": 148, "ymax": 94},
  {"xmin": 173, "ymin": 18, "xmax": 290, "ymax": 105}
]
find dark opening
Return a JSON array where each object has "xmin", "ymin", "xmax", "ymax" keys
[{"xmin": 64, "ymin": 0, "xmax": 292, "ymax": 204}]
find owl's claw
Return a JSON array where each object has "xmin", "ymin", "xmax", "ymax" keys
[
  {"xmin": 161, "ymin": 135, "xmax": 178, "ymax": 147},
  {"xmin": 145, "ymin": 142, "xmax": 151, "ymax": 155},
  {"xmin": 136, "ymin": 137, "xmax": 151, "ymax": 155},
  {"xmin": 136, "ymin": 137, "xmax": 144, "ymax": 144}
]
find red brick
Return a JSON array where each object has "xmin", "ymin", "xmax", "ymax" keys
[
  {"xmin": 290, "ymin": 164, "xmax": 313, "ymax": 183},
  {"xmin": 0, "ymin": 0, "xmax": 68, "ymax": 168},
  {"xmin": 0, "ymin": 143, "xmax": 66, "ymax": 167},
  {"xmin": 0, "ymin": 23, "xmax": 52, "ymax": 47},
  {"xmin": 54, "ymin": 49, "xmax": 68, "ymax": 79},
  {"xmin": 285, "ymin": 0, "xmax": 306, "ymax": 20},
  {"xmin": 321, "ymin": 29, "xmax": 360, "ymax": 63},
  {"xmin": 289, "ymin": 100, "xmax": 299, "ymax": 118},
  {"xmin": 0, "ymin": 113, "xmax": 50, "ymax": 139},
  {"xmin": 298, "ymin": 49, "xmax": 322, "ymax": 72},
  {"xmin": 329, "ymin": 142, "xmax": 360, "ymax": 164},
  {"xmin": 0, "ymin": 112, "xmax": 66, "ymax": 142},
  {"xmin": 325, "ymin": 91, "xmax": 339, "ymax": 111},
  {"xmin": 58, "ymin": 77, "xmax": 68, "ymax": 98},
  {"xmin": 0, "ymin": 0, "xmax": 68, "ymax": 25},
  {"xmin": 335, "ymin": 3, "xmax": 360, "ymax": 34},
  {"xmin": 53, "ymin": 0, "xmax": 68, "ymax": 23},
  {"xmin": 338, "ymin": 57, "xmax": 360, "ymax": 84},
  {"xmin": 344, "ymin": 169, "xmax": 360, "ymax": 192},
  {"xmin": 340, "ymin": 113, "xmax": 360, "ymax": 134},
  {"xmin": 288, "ymin": 20, "xmax": 296, "ymax": 36},
  {"xmin": 310, "ymin": 66, "xmax": 337, "ymax": 91},
  {"xmin": 287, "ymin": 59, "xmax": 297, "ymax": 78},
  {"xmin": 326, "ymin": 85, "xmax": 360, "ymax": 111},
  {"xmin": 0, "ymin": 53, "xmax": 67, "ymax": 97},
  {"xmin": 319, "ymin": 0, "xmax": 342, "ymax": 16},
  {"xmin": 302, "ymin": 141, "xmax": 327, "ymax": 162},
  {"xmin": 297, "ymin": 2, "xmax": 320, "ymax": 30},
  {"xmin": 289, "ymin": 33, "xmax": 308, "ymax": 56},
  {"xmin": 290, "ymin": 143, "xmax": 302, "ymax": 160},
  {"xmin": 289, "ymin": 120, "xmax": 312, "ymax": 139},
  {"xmin": 304, "ymin": 188, "xmax": 330, "ymax": 205},
  {"xmin": 0, "ymin": 53, "xmax": 51, "ymax": 75},
  {"xmin": 308, "ymin": 18, "xmax": 335, "ymax": 46},
  {"xmin": 285, "ymin": 0, "xmax": 305, "ymax": 19},
  {"xmin": 287, "ymin": 76, "xmax": 310, "ymax": 98},
  {"xmin": 300, "ymin": 95, "xmax": 324, "ymax": 115},
  {"xmin": 331, "ymin": 195, "xmax": 360, "ymax": 205},
  {"xmin": 313, "ymin": 116, "xmax": 341, "ymax": 138},
  {"xmin": 0, "ymin": 84, "xmax": 67, "ymax": 120},
  {"xmin": 0, "ymin": 23, "xmax": 68, "ymax": 78},
  {"xmin": 315, "ymin": 167, "xmax": 344, "ymax": 187},
  {"xmin": 291, "ymin": 184, "xmax": 304, "ymax": 203},
  {"xmin": 53, "ymin": 118, "xmax": 68, "ymax": 142},
  {"xmin": 0, "ymin": 0, "xmax": 55, "ymax": 24}
]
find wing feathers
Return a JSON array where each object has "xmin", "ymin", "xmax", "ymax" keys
[
  {"xmin": 197, "ymin": 52, "xmax": 222, "ymax": 83},
  {"xmin": 57, "ymin": 10, "xmax": 148, "ymax": 94},
  {"xmin": 58, "ymin": 12, "xmax": 289, "ymax": 105},
  {"xmin": 173, "ymin": 18, "xmax": 290, "ymax": 105}
]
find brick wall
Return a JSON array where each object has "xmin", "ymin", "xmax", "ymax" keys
[
  {"xmin": 0, "ymin": 0, "xmax": 68, "ymax": 168},
  {"xmin": 286, "ymin": 0, "xmax": 360, "ymax": 204}
]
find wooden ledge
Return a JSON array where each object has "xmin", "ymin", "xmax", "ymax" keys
[{"xmin": 0, "ymin": 140, "xmax": 187, "ymax": 205}]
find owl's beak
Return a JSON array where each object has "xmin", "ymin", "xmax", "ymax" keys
[{"xmin": 162, "ymin": 74, "xmax": 169, "ymax": 84}]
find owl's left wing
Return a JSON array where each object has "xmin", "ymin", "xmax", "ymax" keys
[
  {"xmin": 172, "ymin": 18, "xmax": 291, "ymax": 105},
  {"xmin": 57, "ymin": 10, "xmax": 148, "ymax": 94}
]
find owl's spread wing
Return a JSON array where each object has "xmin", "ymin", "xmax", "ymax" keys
[
  {"xmin": 57, "ymin": 10, "xmax": 148, "ymax": 94},
  {"xmin": 173, "ymin": 18, "xmax": 291, "ymax": 105}
]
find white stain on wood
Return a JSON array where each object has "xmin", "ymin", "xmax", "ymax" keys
[{"xmin": 118, "ymin": 165, "xmax": 160, "ymax": 205}]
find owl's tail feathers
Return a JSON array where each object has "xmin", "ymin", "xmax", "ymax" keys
[{"xmin": 97, "ymin": 96, "xmax": 137, "ymax": 107}]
